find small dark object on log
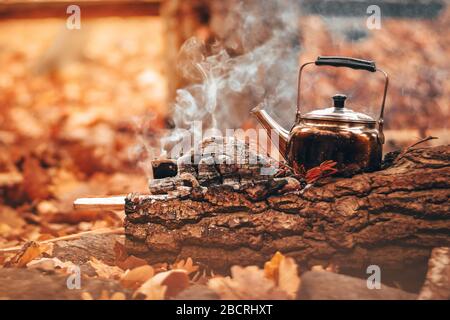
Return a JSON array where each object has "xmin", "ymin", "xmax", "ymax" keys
[{"xmin": 151, "ymin": 159, "xmax": 178, "ymax": 179}]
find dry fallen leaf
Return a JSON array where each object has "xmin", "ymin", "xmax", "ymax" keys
[
  {"xmin": 172, "ymin": 257, "xmax": 199, "ymax": 275},
  {"xmin": 99, "ymin": 290, "xmax": 110, "ymax": 300},
  {"xmin": 120, "ymin": 265, "xmax": 154, "ymax": 289},
  {"xmin": 114, "ymin": 240, "xmax": 148, "ymax": 270},
  {"xmin": 135, "ymin": 269, "xmax": 189, "ymax": 299},
  {"xmin": 264, "ymin": 251, "xmax": 284, "ymax": 282},
  {"xmin": 278, "ymin": 256, "xmax": 300, "ymax": 299},
  {"xmin": 117, "ymin": 255, "xmax": 148, "ymax": 271},
  {"xmin": 110, "ymin": 292, "xmax": 126, "ymax": 300},
  {"xmin": 263, "ymin": 252, "xmax": 300, "ymax": 298},
  {"xmin": 208, "ymin": 265, "xmax": 288, "ymax": 300},
  {"xmin": 22, "ymin": 156, "xmax": 51, "ymax": 201},
  {"xmin": 5, "ymin": 241, "xmax": 54, "ymax": 268},
  {"xmin": 88, "ymin": 257, "xmax": 124, "ymax": 279},
  {"xmin": 311, "ymin": 263, "xmax": 339, "ymax": 273},
  {"xmin": 0, "ymin": 171, "xmax": 23, "ymax": 188},
  {"xmin": 36, "ymin": 200, "xmax": 59, "ymax": 215},
  {"xmin": 135, "ymin": 282, "xmax": 167, "ymax": 300},
  {"xmin": 26, "ymin": 257, "xmax": 78, "ymax": 274},
  {"xmin": 0, "ymin": 206, "xmax": 26, "ymax": 233},
  {"xmin": 81, "ymin": 292, "xmax": 94, "ymax": 300},
  {"xmin": 192, "ymin": 268, "xmax": 215, "ymax": 284},
  {"xmin": 81, "ymin": 290, "xmax": 126, "ymax": 300}
]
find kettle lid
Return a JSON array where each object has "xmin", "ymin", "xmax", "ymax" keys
[{"xmin": 302, "ymin": 94, "xmax": 376, "ymax": 124}]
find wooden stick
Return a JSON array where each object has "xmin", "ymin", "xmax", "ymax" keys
[
  {"xmin": 73, "ymin": 194, "xmax": 177, "ymax": 211},
  {"xmin": 396, "ymin": 136, "xmax": 438, "ymax": 161},
  {"xmin": 73, "ymin": 196, "xmax": 126, "ymax": 211},
  {"xmin": 0, "ymin": 227, "xmax": 124, "ymax": 253}
]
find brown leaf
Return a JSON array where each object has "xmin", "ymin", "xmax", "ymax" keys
[
  {"xmin": 208, "ymin": 266, "xmax": 288, "ymax": 300},
  {"xmin": 0, "ymin": 171, "xmax": 23, "ymax": 188},
  {"xmin": 0, "ymin": 206, "xmax": 26, "ymax": 238},
  {"xmin": 172, "ymin": 257, "xmax": 199, "ymax": 275},
  {"xmin": 278, "ymin": 256, "xmax": 300, "ymax": 299},
  {"xmin": 114, "ymin": 240, "xmax": 148, "ymax": 270},
  {"xmin": 22, "ymin": 156, "xmax": 51, "ymax": 201},
  {"xmin": 311, "ymin": 264, "xmax": 339, "ymax": 273},
  {"xmin": 191, "ymin": 270, "xmax": 210, "ymax": 284},
  {"xmin": 135, "ymin": 282, "xmax": 167, "ymax": 300},
  {"xmin": 26, "ymin": 257, "xmax": 77, "ymax": 273},
  {"xmin": 118, "ymin": 256, "xmax": 149, "ymax": 271},
  {"xmin": 36, "ymin": 200, "xmax": 59, "ymax": 215},
  {"xmin": 120, "ymin": 265, "xmax": 154, "ymax": 289},
  {"xmin": 152, "ymin": 262, "xmax": 168, "ymax": 273},
  {"xmin": 264, "ymin": 251, "xmax": 284, "ymax": 282},
  {"xmin": 135, "ymin": 269, "xmax": 189, "ymax": 299},
  {"xmin": 311, "ymin": 265, "xmax": 327, "ymax": 272},
  {"xmin": 81, "ymin": 290, "xmax": 126, "ymax": 300},
  {"xmin": 305, "ymin": 160, "xmax": 338, "ymax": 184},
  {"xmin": 110, "ymin": 292, "xmax": 126, "ymax": 300},
  {"xmin": 81, "ymin": 292, "xmax": 94, "ymax": 300},
  {"xmin": 5, "ymin": 241, "xmax": 53, "ymax": 268},
  {"xmin": 99, "ymin": 290, "xmax": 110, "ymax": 300},
  {"xmin": 264, "ymin": 252, "xmax": 300, "ymax": 298},
  {"xmin": 0, "ymin": 206, "xmax": 25, "ymax": 229},
  {"xmin": 88, "ymin": 257, "xmax": 124, "ymax": 279}
]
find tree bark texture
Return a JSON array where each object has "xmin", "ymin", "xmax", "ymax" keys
[{"xmin": 124, "ymin": 144, "xmax": 450, "ymax": 280}]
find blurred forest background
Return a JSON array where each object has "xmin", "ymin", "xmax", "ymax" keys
[{"xmin": 0, "ymin": 0, "xmax": 448, "ymax": 252}]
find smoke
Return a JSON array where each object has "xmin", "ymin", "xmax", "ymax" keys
[{"xmin": 160, "ymin": 0, "xmax": 301, "ymax": 159}]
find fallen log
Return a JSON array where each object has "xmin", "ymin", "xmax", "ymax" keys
[{"xmin": 124, "ymin": 140, "xmax": 450, "ymax": 287}]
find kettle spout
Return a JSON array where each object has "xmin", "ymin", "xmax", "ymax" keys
[{"xmin": 251, "ymin": 104, "xmax": 289, "ymax": 160}]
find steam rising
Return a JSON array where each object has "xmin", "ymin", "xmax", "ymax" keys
[{"xmin": 160, "ymin": 0, "xmax": 301, "ymax": 158}]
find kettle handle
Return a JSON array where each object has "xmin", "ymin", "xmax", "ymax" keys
[
  {"xmin": 297, "ymin": 56, "xmax": 389, "ymax": 142},
  {"xmin": 315, "ymin": 56, "xmax": 377, "ymax": 72}
]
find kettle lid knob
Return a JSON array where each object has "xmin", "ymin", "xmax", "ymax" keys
[{"xmin": 332, "ymin": 94, "xmax": 347, "ymax": 109}]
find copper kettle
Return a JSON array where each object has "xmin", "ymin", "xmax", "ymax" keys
[{"xmin": 252, "ymin": 56, "xmax": 389, "ymax": 172}]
